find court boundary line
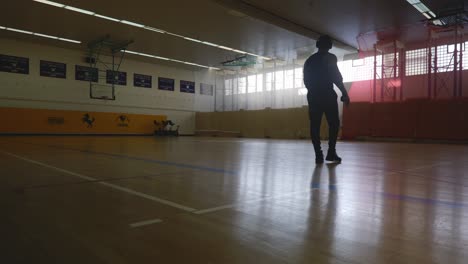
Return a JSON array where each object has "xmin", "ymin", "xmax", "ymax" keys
[
  {"xmin": 13, "ymin": 141, "xmax": 236, "ymax": 175},
  {"xmin": 194, "ymin": 190, "xmax": 310, "ymax": 214},
  {"xmin": 1, "ymin": 151, "xmax": 197, "ymax": 213},
  {"xmin": 7, "ymin": 170, "xmax": 187, "ymax": 191}
]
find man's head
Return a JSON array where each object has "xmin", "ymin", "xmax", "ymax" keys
[{"xmin": 316, "ymin": 35, "xmax": 333, "ymax": 51}]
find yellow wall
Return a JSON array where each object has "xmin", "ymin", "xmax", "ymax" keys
[
  {"xmin": 0, "ymin": 107, "xmax": 166, "ymax": 134},
  {"xmin": 196, "ymin": 107, "xmax": 336, "ymax": 140}
]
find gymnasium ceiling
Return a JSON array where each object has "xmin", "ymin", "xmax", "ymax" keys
[{"xmin": 0, "ymin": 0, "xmax": 462, "ymax": 70}]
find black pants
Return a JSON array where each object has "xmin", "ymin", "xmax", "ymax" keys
[{"xmin": 307, "ymin": 96, "xmax": 340, "ymax": 154}]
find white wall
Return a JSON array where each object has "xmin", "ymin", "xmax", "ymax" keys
[{"xmin": 0, "ymin": 38, "xmax": 217, "ymax": 134}]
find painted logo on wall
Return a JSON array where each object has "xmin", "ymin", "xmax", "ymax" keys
[
  {"xmin": 116, "ymin": 115, "xmax": 130, "ymax": 127},
  {"xmin": 82, "ymin": 113, "xmax": 95, "ymax": 128}
]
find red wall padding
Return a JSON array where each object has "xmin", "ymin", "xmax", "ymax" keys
[
  {"xmin": 370, "ymin": 101, "xmax": 420, "ymax": 138},
  {"xmin": 415, "ymin": 99, "xmax": 468, "ymax": 140},
  {"xmin": 342, "ymin": 98, "xmax": 468, "ymax": 141},
  {"xmin": 342, "ymin": 102, "xmax": 372, "ymax": 139}
]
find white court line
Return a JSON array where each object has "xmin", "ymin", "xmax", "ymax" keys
[
  {"xmin": 1, "ymin": 151, "xmax": 197, "ymax": 213},
  {"xmin": 194, "ymin": 190, "xmax": 310, "ymax": 215},
  {"xmin": 129, "ymin": 218, "xmax": 163, "ymax": 228}
]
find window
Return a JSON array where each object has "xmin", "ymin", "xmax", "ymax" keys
[
  {"xmin": 224, "ymin": 79, "xmax": 233, "ymax": 95},
  {"xmin": 285, "ymin": 69, "xmax": 294, "ymax": 89},
  {"xmin": 238, "ymin": 77, "xmax": 246, "ymax": 94},
  {"xmin": 265, "ymin": 72, "xmax": 273, "ymax": 91},
  {"xmin": 275, "ymin": 70, "xmax": 284, "ymax": 90},
  {"xmin": 406, "ymin": 48, "xmax": 428, "ymax": 76},
  {"xmin": 256, "ymin": 74, "xmax": 264, "ymax": 92},
  {"xmin": 247, "ymin": 75, "xmax": 256, "ymax": 93},
  {"xmin": 294, "ymin": 68, "xmax": 303, "ymax": 88}
]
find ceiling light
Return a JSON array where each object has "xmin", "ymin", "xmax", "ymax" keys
[
  {"xmin": 94, "ymin": 14, "xmax": 120, "ymax": 22},
  {"xmin": 144, "ymin": 26, "xmax": 166, "ymax": 34},
  {"xmin": 33, "ymin": 0, "xmax": 65, "ymax": 8},
  {"xmin": 64, "ymin": 6, "xmax": 95, "ymax": 15},
  {"xmin": 184, "ymin": 37, "xmax": 203, "ymax": 43},
  {"xmin": 422, "ymin": 12, "xmax": 432, "ymax": 19},
  {"xmin": 433, "ymin": 19, "xmax": 445, "ymax": 26},
  {"xmin": 166, "ymin": 32, "xmax": 185, "ymax": 38},
  {"xmin": 1, "ymin": 25, "xmax": 81, "ymax": 43},
  {"xmin": 203, "ymin": 41, "xmax": 219, "ymax": 47},
  {"xmin": 6, "ymin": 28, "xmax": 33, "ymax": 34},
  {"xmin": 218, "ymin": 45, "xmax": 234, "ymax": 51},
  {"xmin": 406, "ymin": 0, "xmax": 438, "ymax": 21},
  {"xmin": 126, "ymin": 50, "xmax": 220, "ymax": 70},
  {"xmin": 58, "ymin": 38, "xmax": 81, "ymax": 44},
  {"xmin": 170, "ymin": 59, "xmax": 186, "ymax": 64},
  {"xmin": 232, "ymin": 49, "xmax": 247, "ymax": 54},
  {"xmin": 121, "ymin": 20, "xmax": 145, "ymax": 28},
  {"xmin": 30, "ymin": 0, "xmax": 272, "ymax": 60},
  {"xmin": 33, "ymin": 33, "xmax": 59, "ymax": 39}
]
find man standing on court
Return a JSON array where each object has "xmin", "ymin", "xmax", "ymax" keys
[{"xmin": 303, "ymin": 35, "xmax": 350, "ymax": 164}]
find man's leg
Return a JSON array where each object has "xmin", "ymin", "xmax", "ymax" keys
[
  {"xmin": 308, "ymin": 102, "xmax": 324, "ymax": 162},
  {"xmin": 324, "ymin": 99, "xmax": 341, "ymax": 162}
]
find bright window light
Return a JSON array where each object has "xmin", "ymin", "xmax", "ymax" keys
[
  {"xmin": 94, "ymin": 14, "xmax": 120, "ymax": 22},
  {"xmin": 352, "ymin": 58, "xmax": 364, "ymax": 67},
  {"xmin": 64, "ymin": 6, "xmax": 95, "ymax": 15}
]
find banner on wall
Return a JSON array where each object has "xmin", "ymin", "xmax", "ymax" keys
[
  {"xmin": 40, "ymin": 60, "xmax": 66, "ymax": 79},
  {"xmin": 0, "ymin": 54, "xmax": 29, "ymax": 74},
  {"xmin": 180, "ymin": 80, "xmax": 195, "ymax": 94},
  {"xmin": 200, "ymin": 83, "xmax": 214, "ymax": 96},
  {"xmin": 106, "ymin": 70, "xmax": 127, "ymax": 86},
  {"xmin": 75, "ymin": 65, "xmax": 98, "ymax": 82},
  {"xmin": 158, "ymin": 77, "xmax": 175, "ymax": 91},
  {"xmin": 134, "ymin": 73, "xmax": 152, "ymax": 88}
]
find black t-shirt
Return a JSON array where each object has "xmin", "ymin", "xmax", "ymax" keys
[{"xmin": 303, "ymin": 52, "xmax": 343, "ymax": 99}]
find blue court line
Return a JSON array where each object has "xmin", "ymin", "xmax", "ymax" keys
[
  {"xmin": 17, "ymin": 142, "xmax": 236, "ymax": 175},
  {"xmin": 310, "ymin": 184, "xmax": 468, "ymax": 208},
  {"xmin": 380, "ymin": 192, "xmax": 468, "ymax": 208}
]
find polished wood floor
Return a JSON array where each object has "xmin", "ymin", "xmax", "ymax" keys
[{"xmin": 1, "ymin": 136, "xmax": 467, "ymax": 264}]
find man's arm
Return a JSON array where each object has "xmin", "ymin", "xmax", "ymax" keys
[{"xmin": 330, "ymin": 55, "xmax": 350, "ymax": 106}]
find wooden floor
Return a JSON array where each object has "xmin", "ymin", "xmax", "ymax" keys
[{"xmin": 1, "ymin": 136, "xmax": 467, "ymax": 264}]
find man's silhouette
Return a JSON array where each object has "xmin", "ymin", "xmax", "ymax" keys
[{"xmin": 303, "ymin": 35, "xmax": 350, "ymax": 164}]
